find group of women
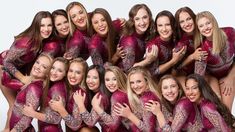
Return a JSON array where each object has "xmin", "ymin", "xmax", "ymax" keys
[{"xmin": 0, "ymin": 1, "xmax": 235, "ymax": 132}]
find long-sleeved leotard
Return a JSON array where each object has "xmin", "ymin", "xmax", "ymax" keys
[
  {"xmin": 9, "ymin": 80, "xmax": 44, "ymax": 131},
  {"xmin": 118, "ymin": 33, "xmax": 146, "ymax": 72},
  {"xmin": 38, "ymin": 80, "xmax": 67, "ymax": 132},
  {"xmin": 99, "ymin": 90, "xmax": 129, "ymax": 132},
  {"xmin": 195, "ymin": 27, "xmax": 235, "ymax": 78},
  {"xmin": 81, "ymin": 92, "xmax": 111, "ymax": 132},
  {"xmin": 65, "ymin": 86, "xmax": 89, "ymax": 131},
  {"xmin": 199, "ymin": 99, "xmax": 232, "ymax": 131},
  {"xmin": 162, "ymin": 97, "xmax": 203, "ymax": 132},
  {"xmin": 42, "ymin": 37, "xmax": 66, "ymax": 58},
  {"xmin": 129, "ymin": 91, "xmax": 160, "ymax": 132},
  {"xmin": 174, "ymin": 34, "xmax": 195, "ymax": 74},
  {"xmin": 88, "ymin": 34, "xmax": 108, "ymax": 66},
  {"xmin": 65, "ymin": 29, "xmax": 90, "ymax": 60},
  {"xmin": 146, "ymin": 36, "xmax": 175, "ymax": 76}
]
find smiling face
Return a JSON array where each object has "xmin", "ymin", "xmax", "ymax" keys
[
  {"xmin": 69, "ymin": 5, "xmax": 87, "ymax": 30},
  {"xmin": 185, "ymin": 78, "xmax": 201, "ymax": 103},
  {"xmin": 134, "ymin": 8, "xmax": 150, "ymax": 35},
  {"xmin": 40, "ymin": 17, "xmax": 53, "ymax": 39},
  {"xmin": 54, "ymin": 15, "xmax": 69, "ymax": 38},
  {"xmin": 67, "ymin": 62, "xmax": 84, "ymax": 86},
  {"xmin": 86, "ymin": 69, "xmax": 100, "ymax": 92},
  {"xmin": 161, "ymin": 78, "xmax": 179, "ymax": 103},
  {"xmin": 31, "ymin": 56, "xmax": 51, "ymax": 79},
  {"xmin": 179, "ymin": 11, "xmax": 195, "ymax": 34},
  {"xmin": 50, "ymin": 61, "xmax": 66, "ymax": 82},
  {"xmin": 156, "ymin": 16, "xmax": 173, "ymax": 41},
  {"xmin": 91, "ymin": 13, "xmax": 108, "ymax": 37},
  {"xmin": 105, "ymin": 71, "xmax": 118, "ymax": 93},
  {"xmin": 197, "ymin": 17, "xmax": 213, "ymax": 40},
  {"xmin": 129, "ymin": 72, "xmax": 147, "ymax": 95}
]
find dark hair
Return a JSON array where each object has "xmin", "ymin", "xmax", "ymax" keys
[
  {"xmin": 15, "ymin": 11, "xmax": 53, "ymax": 51},
  {"xmin": 155, "ymin": 10, "xmax": 177, "ymax": 42},
  {"xmin": 122, "ymin": 4, "xmax": 155, "ymax": 42},
  {"xmin": 52, "ymin": 9, "xmax": 68, "ymax": 38},
  {"xmin": 90, "ymin": 8, "xmax": 117, "ymax": 62},
  {"xmin": 86, "ymin": 65, "xmax": 111, "ymax": 111},
  {"xmin": 175, "ymin": 6, "xmax": 196, "ymax": 39},
  {"xmin": 158, "ymin": 74, "xmax": 184, "ymax": 113},
  {"xmin": 186, "ymin": 74, "xmax": 235, "ymax": 129}
]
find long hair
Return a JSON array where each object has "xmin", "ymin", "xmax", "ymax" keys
[
  {"xmin": 122, "ymin": 4, "xmax": 155, "ymax": 42},
  {"xmin": 175, "ymin": 6, "xmax": 196, "ymax": 39},
  {"xmin": 194, "ymin": 11, "xmax": 227, "ymax": 54},
  {"xmin": 105, "ymin": 66, "xmax": 127, "ymax": 92},
  {"xmin": 186, "ymin": 74, "xmax": 235, "ymax": 129},
  {"xmin": 52, "ymin": 9, "xmax": 68, "ymax": 38},
  {"xmin": 42, "ymin": 57, "xmax": 69, "ymax": 110},
  {"xmin": 66, "ymin": 1, "xmax": 90, "ymax": 36},
  {"xmin": 127, "ymin": 66, "xmax": 161, "ymax": 111},
  {"xmin": 90, "ymin": 8, "xmax": 117, "ymax": 62},
  {"xmin": 15, "ymin": 11, "xmax": 53, "ymax": 51},
  {"xmin": 155, "ymin": 10, "xmax": 177, "ymax": 42},
  {"xmin": 158, "ymin": 74, "xmax": 185, "ymax": 113}
]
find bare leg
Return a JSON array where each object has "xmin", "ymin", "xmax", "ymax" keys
[
  {"xmin": 0, "ymin": 67, "xmax": 16, "ymax": 131},
  {"xmin": 176, "ymin": 75, "xmax": 186, "ymax": 90},
  {"xmin": 205, "ymin": 74, "xmax": 221, "ymax": 99},
  {"xmin": 79, "ymin": 126, "xmax": 100, "ymax": 132}
]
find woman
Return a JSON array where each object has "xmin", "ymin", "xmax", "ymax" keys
[
  {"xmin": 145, "ymin": 75, "xmax": 203, "ymax": 131},
  {"xmin": 49, "ymin": 58, "xmax": 98, "ymax": 132},
  {"xmin": 63, "ymin": 1, "xmax": 91, "ymax": 60},
  {"xmin": 117, "ymin": 4, "xmax": 155, "ymax": 72},
  {"xmin": 42, "ymin": 9, "xmax": 69, "ymax": 58},
  {"xmin": 74, "ymin": 65, "xmax": 111, "ymax": 132},
  {"xmin": 135, "ymin": 10, "xmax": 184, "ymax": 80},
  {"xmin": 21, "ymin": 57, "xmax": 68, "ymax": 131},
  {"xmin": 9, "ymin": 53, "xmax": 53, "ymax": 131},
  {"xmin": 114, "ymin": 66, "xmax": 161, "ymax": 132},
  {"xmin": 194, "ymin": 11, "xmax": 235, "ymax": 110},
  {"xmin": 92, "ymin": 66, "xmax": 129, "ymax": 131},
  {"xmin": 88, "ymin": 8, "xmax": 122, "ymax": 66},
  {"xmin": 0, "ymin": 11, "xmax": 53, "ymax": 131},
  {"xmin": 185, "ymin": 74, "xmax": 235, "ymax": 131}
]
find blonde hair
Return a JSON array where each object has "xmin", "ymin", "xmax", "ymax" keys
[
  {"xmin": 194, "ymin": 11, "xmax": 227, "ymax": 54},
  {"xmin": 105, "ymin": 66, "xmax": 127, "ymax": 92},
  {"xmin": 68, "ymin": 57, "xmax": 88, "ymax": 90},
  {"xmin": 66, "ymin": 1, "xmax": 90, "ymax": 36},
  {"xmin": 127, "ymin": 66, "xmax": 161, "ymax": 111}
]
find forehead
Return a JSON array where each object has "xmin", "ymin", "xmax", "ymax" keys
[
  {"xmin": 162, "ymin": 78, "xmax": 176, "ymax": 85},
  {"xmin": 41, "ymin": 17, "xmax": 52, "ymax": 24},
  {"xmin": 130, "ymin": 72, "xmax": 144, "ymax": 80},
  {"xmin": 135, "ymin": 8, "xmax": 148, "ymax": 17},
  {"xmin": 37, "ymin": 56, "xmax": 51, "ymax": 65}
]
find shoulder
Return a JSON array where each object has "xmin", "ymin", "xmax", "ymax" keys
[
  {"xmin": 200, "ymin": 99, "xmax": 217, "ymax": 112},
  {"xmin": 176, "ymin": 97, "xmax": 194, "ymax": 111},
  {"xmin": 89, "ymin": 34, "xmax": 102, "ymax": 47},
  {"xmin": 120, "ymin": 35, "xmax": 137, "ymax": 46},
  {"xmin": 140, "ymin": 91, "xmax": 160, "ymax": 103},
  {"xmin": 111, "ymin": 90, "xmax": 128, "ymax": 102},
  {"xmin": 14, "ymin": 37, "xmax": 31, "ymax": 48}
]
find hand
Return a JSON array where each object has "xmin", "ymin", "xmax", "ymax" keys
[
  {"xmin": 171, "ymin": 46, "xmax": 186, "ymax": 64},
  {"xmin": 92, "ymin": 93, "xmax": 103, "ymax": 114},
  {"xmin": 49, "ymin": 96, "xmax": 64, "ymax": 112},
  {"xmin": 114, "ymin": 103, "xmax": 131, "ymax": 118},
  {"xmin": 145, "ymin": 45, "xmax": 158, "ymax": 62},
  {"xmin": 73, "ymin": 90, "xmax": 86, "ymax": 108},
  {"xmin": 116, "ymin": 44, "xmax": 126, "ymax": 59},
  {"xmin": 192, "ymin": 48, "xmax": 208, "ymax": 61},
  {"xmin": 145, "ymin": 100, "xmax": 161, "ymax": 116},
  {"xmin": 63, "ymin": 52, "xmax": 73, "ymax": 60},
  {"xmin": 118, "ymin": 18, "xmax": 126, "ymax": 27},
  {"xmin": 219, "ymin": 76, "xmax": 234, "ymax": 96},
  {"xmin": 22, "ymin": 103, "xmax": 35, "ymax": 117}
]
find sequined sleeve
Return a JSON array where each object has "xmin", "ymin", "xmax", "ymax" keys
[
  {"xmin": 13, "ymin": 82, "xmax": 42, "ymax": 131},
  {"xmin": 194, "ymin": 60, "xmax": 207, "ymax": 76},
  {"xmin": 99, "ymin": 91, "xmax": 128, "ymax": 129},
  {"xmin": 3, "ymin": 38, "xmax": 29, "ymax": 75},
  {"xmin": 81, "ymin": 109, "xmax": 100, "ymax": 127},
  {"xmin": 169, "ymin": 98, "xmax": 193, "ymax": 132},
  {"xmin": 120, "ymin": 37, "xmax": 136, "ymax": 72},
  {"xmin": 63, "ymin": 103, "xmax": 83, "ymax": 131},
  {"xmin": 45, "ymin": 82, "xmax": 67, "ymax": 124},
  {"xmin": 65, "ymin": 30, "xmax": 84, "ymax": 59},
  {"xmin": 201, "ymin": 102, "xmax": 231, "ymax": 131},
  {"xmin": 88, "ymin": 35, "xmax": 104, "ymax": 66}
]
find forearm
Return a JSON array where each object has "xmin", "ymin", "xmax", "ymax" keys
[
  {"xmin": 180, "ymin": 54, "xmax": 194, "ymax": 68},
  {"xmin": 155, "ymin": 111, "xmax": 167, "ymax": 128},
  {"xmin": 32, "ymin": 111, "xmax": 46, "ymax": 121},
  {"xmin": 158, "ymin": 60, "xmax": 175, "ymax": 74}
]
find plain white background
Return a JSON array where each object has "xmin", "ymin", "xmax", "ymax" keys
[{"xmin": 0, "ymin": 0, "xmax": 235, "ymax": 130}]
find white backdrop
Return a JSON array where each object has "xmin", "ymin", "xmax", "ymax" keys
[{"xmin": 0, "ymin": 0, "xmax": 235, "ymax": 130}]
